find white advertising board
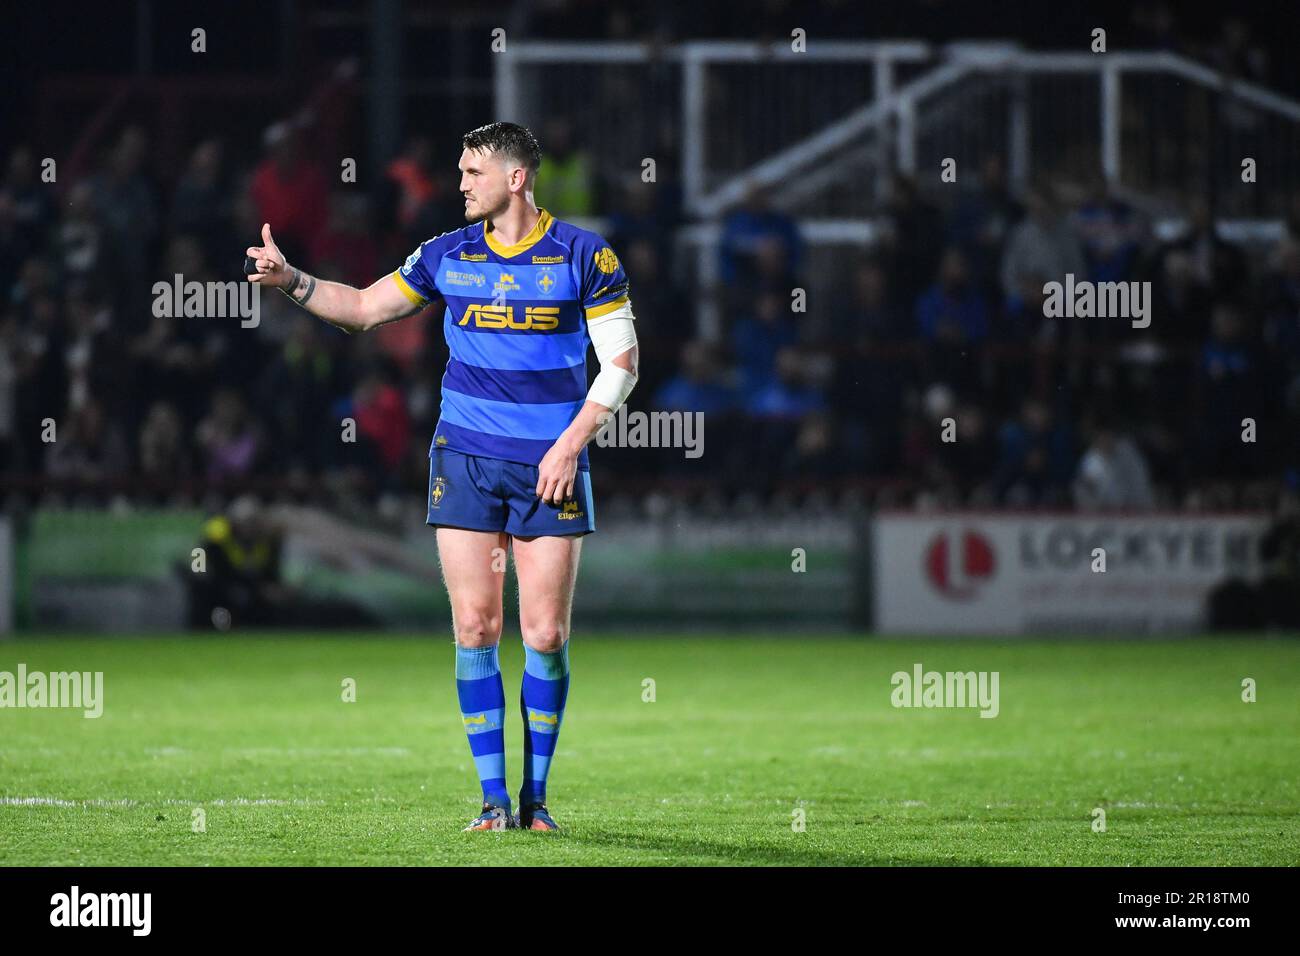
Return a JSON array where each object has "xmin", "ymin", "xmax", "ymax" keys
[{"xmin": 873, "ymin": 513, "xmax": 1268, "ymax": 634}]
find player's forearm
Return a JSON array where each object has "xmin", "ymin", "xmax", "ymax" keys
[
  {"xmin": 555, "ymin": 337, "xmax": 640, "ymax": 456},
  {"xmin": 279, "ymin": 266, "xmax": 370, "ymax": 334},
  {"xmin": 555, "ymin": 401, "xmax": 617, "ymax": 457}
]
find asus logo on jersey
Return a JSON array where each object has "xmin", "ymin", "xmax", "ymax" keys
[{"xmin": 458, "ymin": 304, "xmax": 560, "ymax": 331}]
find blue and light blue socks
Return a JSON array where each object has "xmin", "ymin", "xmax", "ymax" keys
[
  {"xmin": 455, "ymin": 644, "xmax": 510, "ymax": 808},
  {"xmin": 519, "ymin": 642, "xmax": 570, "ymax": 806}
]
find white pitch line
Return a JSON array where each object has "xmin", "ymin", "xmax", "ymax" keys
[
  {"xmin": 1, "ymin": 797, "xmax": 137, "ymax": 808},
  {"xmin": 0, "ymin": 796, "xmax": 324, "ymax": 808}
]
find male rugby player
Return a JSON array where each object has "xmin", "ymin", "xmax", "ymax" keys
[{"xmin": 245, "ymin": 122, "xmax": 639, "ymax": 831}]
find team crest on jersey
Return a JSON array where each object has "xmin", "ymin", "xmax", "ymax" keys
[
  {"xmin": 535, "ymin": 267, "xmax": 557, "ymax": 296},
  {"xmin": 430, "ymin": 477, "xmax": 446, "ymax": 508},
  {"xmin": 593, "ymin": 247, "xmax": 620, "ymax": 275}
]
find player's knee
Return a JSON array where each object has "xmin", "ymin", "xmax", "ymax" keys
[
  {"xmin": 520, "ymin": 622, "xmax": 568, "ymax": 654},
  {"xmin": 453, "ymin": 609, "xmax": 502, "ymax": 647}
]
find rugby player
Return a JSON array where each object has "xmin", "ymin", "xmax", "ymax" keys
[{"xmin": 245, "ymin": 122, "xmax": 639, "ymax": 831}]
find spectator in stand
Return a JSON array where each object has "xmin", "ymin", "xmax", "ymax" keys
[
  {"xmin": 846, "ymin": 258, "xmax": 908, "ymax": 343},
  {"xmin": 994, "ymin": 397, "xmax": 1076, "ymax": 506},
  {"xmin": 137, "ymin": 400, "xmax": 191, "ymax": 484},
  {"xmin": 256, "ymin": 315, "xmax": 338, "ymax": 475},
  {"xmin": 1195, "ymin": 300, "xmax": 1267, "ymax": 480},
  {"xmin": 1000, "ymin": 182, "xmax": 1086, "ymax": 302},
  {"xmin": 900, "ymin": 382, "xmax": 960, "ymax": 502},
  {"xmin": 1208, "ymin": 16, "xmax": 1270, "ymax": 85},
  {"xmin": 534, "ymin": 117, "xmax": 595, "ymax": 217},
  {"xmin": 45, "ymin": 396, "xmax": 129, "ymax": 481},
  {"xmin": 1144, "ymin": 246, "xmax": 1214, "ymax": 346},
  {"xmin": 653, "ymin": 340, "xmax": 736, "ymax": 415},
  {"xmin": 172, "ymin": 139, "xmax": 233, "ymax": 266},
  {"xmin": 310, "ymin": 194, "xmax": 379, "ymax": 292},
  {"xmin": 750, "ymin": 233, "xmax": 801, "ymax": 303},
  {"xmin": 916, "ymin": 247, "xmax": 989, "ymax": 344},
  {"xmin": 719, "ymin": 183, "xmax": 802, "ymax": 293},
  {"xmin": 10, "ymin": 254, "xmax": 57, "ymax": 310},
  {"xmin": 383, "ymin": 135, "xmax": 462, "ymax": 252},
  {"xmin": 249, "ymin": 122, "xmax": 329, "ymax": 262},
  {"xmin": 350, "ymin": 368, "xmax": 412, "ymax": 485},
  {"xmin": 56, "ymin": 182, "xmax": 111, "ymax": 294},
  {"xmin": 994, "ymin": 271, "xmax": 1050, "ymax": 344},
  {"xmin": 607, "ymin": 179, "xmax": 674, "ymax": 265},
  {"xmin": 835, "ymin": 259, "xmax": 912, "ymax": 475},
  {"xmin": 384, "ymin": 135, "xmax": 441, "ymax": 233},
  {"xmin": 1130, "ymin": 1, "xmax": 1183, "ymax": 54},
  {"xmin": 781, "ymin": 412, "xmax": 840, "ymax": 479},
  {"xmin": 947, "ymin": 154, "xmax": 1022, "ymax": 298},
  {"xmin": 12, "ymin": 292, "xmax": 67, "ymax": 469},
  {"xmin": 1073, "ymin": 414, "xmax": 1155, "ymax": 511},
  {"xmin": 88, "ymin": 127, "xmax": 159, "ymax": 315},
  {"xmin": 621, "ymin": 237, "xmax": 691, "ymax": 349},
  {"xmin": 880, "ymin": 174, "xmax": 944, "ymax": 314},
  {"xmin": 732, "ymin": 288, "xmax": 797, "ymax": 400},
  {"xmin": 63, "ymin": 284, "xmax": 121, "ymax": 419},
  {"xmin": 1073, "ymin": 173, "xmax": 1142, "ymax": 285},
  {"xmin": 746, "ymin": 347, "xmax": 827, "ymax": 420},
  {"xmin": 0, "ymin": 146, "xmax": 54, "ymax": 252},
  {"xmin": 196, "ymin": 389, "xmax": 264, "ymax": 482},
  {"xmin": 746, "ymin": 347, "xmax": 829, "ymax": 480},
  {"xmin": 1159, "ymin": 198, "xmax": 1248, "ymax": 302},
  {"xmin": 935, "ymin": 401, "xmax": 999, "ymax": 503},
  {"xmin": 916, "ymin": 247, "xmax": 989, "ymax": 396}
]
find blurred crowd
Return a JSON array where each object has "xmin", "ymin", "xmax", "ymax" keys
[
  {"xmin": 3, "ymin": 99, "xmax": 1300, "ymax": 513},
  {"xmin": 649, "ymin": 156, "xmax": 1300, "ymax": 510},
  {"xmin": 0, "ymin": 122, "xmax": 457, "ymax": 509}
]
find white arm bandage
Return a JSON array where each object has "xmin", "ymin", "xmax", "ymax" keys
[{"xmin": 586, "ymin": 301, "xmax": 639, "ymax": 412}]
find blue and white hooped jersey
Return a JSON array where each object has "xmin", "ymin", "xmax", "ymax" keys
[{"xmin": 392, "ymin": 208, "xmax": 630, "ymax": 471}]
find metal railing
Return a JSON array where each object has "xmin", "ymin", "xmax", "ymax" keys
[
  {"xmin": 496, "ymin": 39, "xmax": 1300, "ymax": 216},
  {"xmin": 494, "ymin": 40, "xmax": 1300, "ymax": 341}
]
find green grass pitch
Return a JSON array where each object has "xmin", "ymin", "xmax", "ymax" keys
[{"xmin": 1, "ymin": 635, "xmax": 1297, "ymax": 866}]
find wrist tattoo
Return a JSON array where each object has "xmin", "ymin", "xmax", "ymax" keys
[{"xmin": 281, "ymin": 267, "xmax": 318, "ymax": 307}]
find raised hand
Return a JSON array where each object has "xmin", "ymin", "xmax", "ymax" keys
[{"xmin": 245, "ymin": 223, "xmax": 290, "ymax": 288}]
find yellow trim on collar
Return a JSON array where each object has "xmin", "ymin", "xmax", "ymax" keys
[
  {"xmin": 483, "ymin": 208, "xmax": 554, "ymax": 259},
  {"xmin": 391, "ymin": 270, "xmax": 428, "ymax": 306}
]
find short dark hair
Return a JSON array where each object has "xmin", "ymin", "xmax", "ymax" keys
[{"xmin": 462, "ymin": 122, "xmax": 542, "ymax": 177}]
